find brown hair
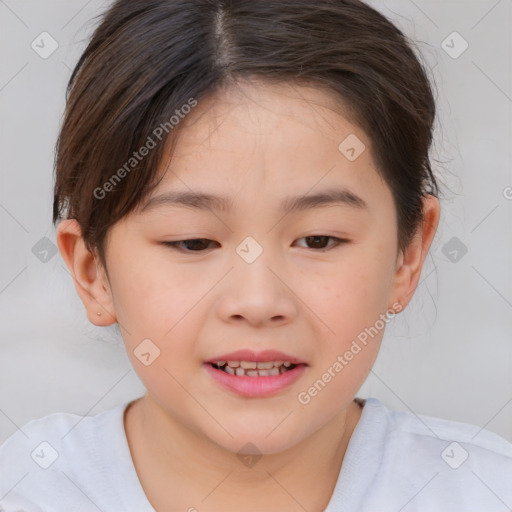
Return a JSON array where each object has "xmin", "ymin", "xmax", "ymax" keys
[{"xmin": 53, "ymin": 0, "xmax": 439, "ymax": 268}]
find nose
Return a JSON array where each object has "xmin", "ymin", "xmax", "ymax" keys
[{"xmin": 215, "ymin": 252, "xmax": 298, "ymax": 328}]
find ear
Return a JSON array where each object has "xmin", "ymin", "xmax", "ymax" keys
[
  {"xmin": 56, "ymin": 219, "xmax": 117, "ymax": 326},
  {"xmin": 389, "ymin": 194, "xmax": 440, "ymax": 312}
]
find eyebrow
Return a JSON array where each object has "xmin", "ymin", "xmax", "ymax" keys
[{"xmin": 140, "ymin": 187, "xmax": 369, "ymax": 214}]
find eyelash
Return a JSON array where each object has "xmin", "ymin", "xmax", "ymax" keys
[{"xmin": 162, "ymin": 236, "xmax": 349, "ymax": 253}]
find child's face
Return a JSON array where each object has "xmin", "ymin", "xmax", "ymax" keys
[{"xmin": 81, "ymin": 81, "xmax": 430, "ymax": 453}]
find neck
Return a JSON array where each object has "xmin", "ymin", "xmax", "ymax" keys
[{"xmin": 124, "ymin": 395, "xmax": 363, "ymax": 511}]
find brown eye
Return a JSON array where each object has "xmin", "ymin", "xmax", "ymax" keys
[
  {"xmin": 163, "ymin": 239, "xmax": 218, "ymax": 251},
  {"xmin": 294, "ymin": 236, "xmax": 347, "ymax": 250}
]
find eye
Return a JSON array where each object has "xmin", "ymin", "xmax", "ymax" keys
[
  {"xmin": 162, "ymin": 239, "xmax": 219, "ymax": 252},
  {"xmin": 294, "ymin": 235, "xmax": 348, "ymax": 251},
  {"xmin": 162, "ymin": 235, "xmax": 348, "ymax": 253}
]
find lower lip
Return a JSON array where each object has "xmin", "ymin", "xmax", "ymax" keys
[{"xmin": 203, "ymin": 363, "xmax": 307, "ymax": 398}]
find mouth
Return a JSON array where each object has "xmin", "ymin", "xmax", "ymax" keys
[
  {"xmin": 203, "ymin": 354, "xmax": 308, "ymax": 397},
  {"xmin": 209, "ymin": 360, "xmax": 299, "ymax": 377}
]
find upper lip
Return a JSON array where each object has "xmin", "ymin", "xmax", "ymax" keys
[{"xmin": 205, "ymin": 349, "xmax": 307, "ymax": 365}]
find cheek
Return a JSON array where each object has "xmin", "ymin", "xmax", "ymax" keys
[
  {"xmin": 108, "ymin": 251, "xmax": 211, "ymax": 367},
  {"xmin": 116, "ymin": 274, "xmax": 204, "ymax": 402},
  {"xmin": 108, "ymin": 246, "xmax": 196, "ymax": 332},
  {"xmin": 304, "ymin": 249, "xmax": 394, "ymax": 350}
]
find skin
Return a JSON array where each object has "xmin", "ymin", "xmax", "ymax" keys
[{"xmin": 57, "ymin": 80, "xmax": 440, "ymax": 511}]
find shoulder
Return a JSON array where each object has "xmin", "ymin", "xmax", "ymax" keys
[
  {"xmin": 371, "ymin": 397, "xmax": 512, "ymax": 460},
  {"xmin": 354, "ymin": 397, "xmax": 512, "ymax": 510},
  {"xmin": 0, "ymin": 402, "xmax": 130, "ymax": 511}
]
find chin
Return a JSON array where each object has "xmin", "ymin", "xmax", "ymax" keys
[{"xmin": 206, "ymin": 423, "xmax": 308, "ymax": 457}]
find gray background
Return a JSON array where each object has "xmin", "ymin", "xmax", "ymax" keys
[{"xmin": 0, "ymin": 0, "xmax": 511, "ymax": 445}]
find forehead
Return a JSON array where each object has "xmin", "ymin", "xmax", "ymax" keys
[
  {"xmin": 175, "ymin": 79, "xmax": 362, "ymax": 159},
  {"xmin": 145, "ymin": 80, "xmax": 392, "ymax": 218}
]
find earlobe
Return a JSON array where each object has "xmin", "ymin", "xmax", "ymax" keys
[
  {"xmin": 389, "ymin": 194, "xmax": 440, "ymax": 312},
  {"xmin": 56, "ymin": 219, "xmax": 117, "ymax": 326}
]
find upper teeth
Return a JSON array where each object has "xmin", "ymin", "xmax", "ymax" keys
[{"xmin": 216, "ymin": 360, "xmax": 292, "ymax": 369}]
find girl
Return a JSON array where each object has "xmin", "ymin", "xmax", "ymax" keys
[{"xmin": 1, "ymin": 0, "xmax": 511, "ymax": 510}]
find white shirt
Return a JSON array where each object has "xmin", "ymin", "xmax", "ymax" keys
[{"xmin": 1, "ymin": 397, "xmax": 511, "ymax": 511}]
